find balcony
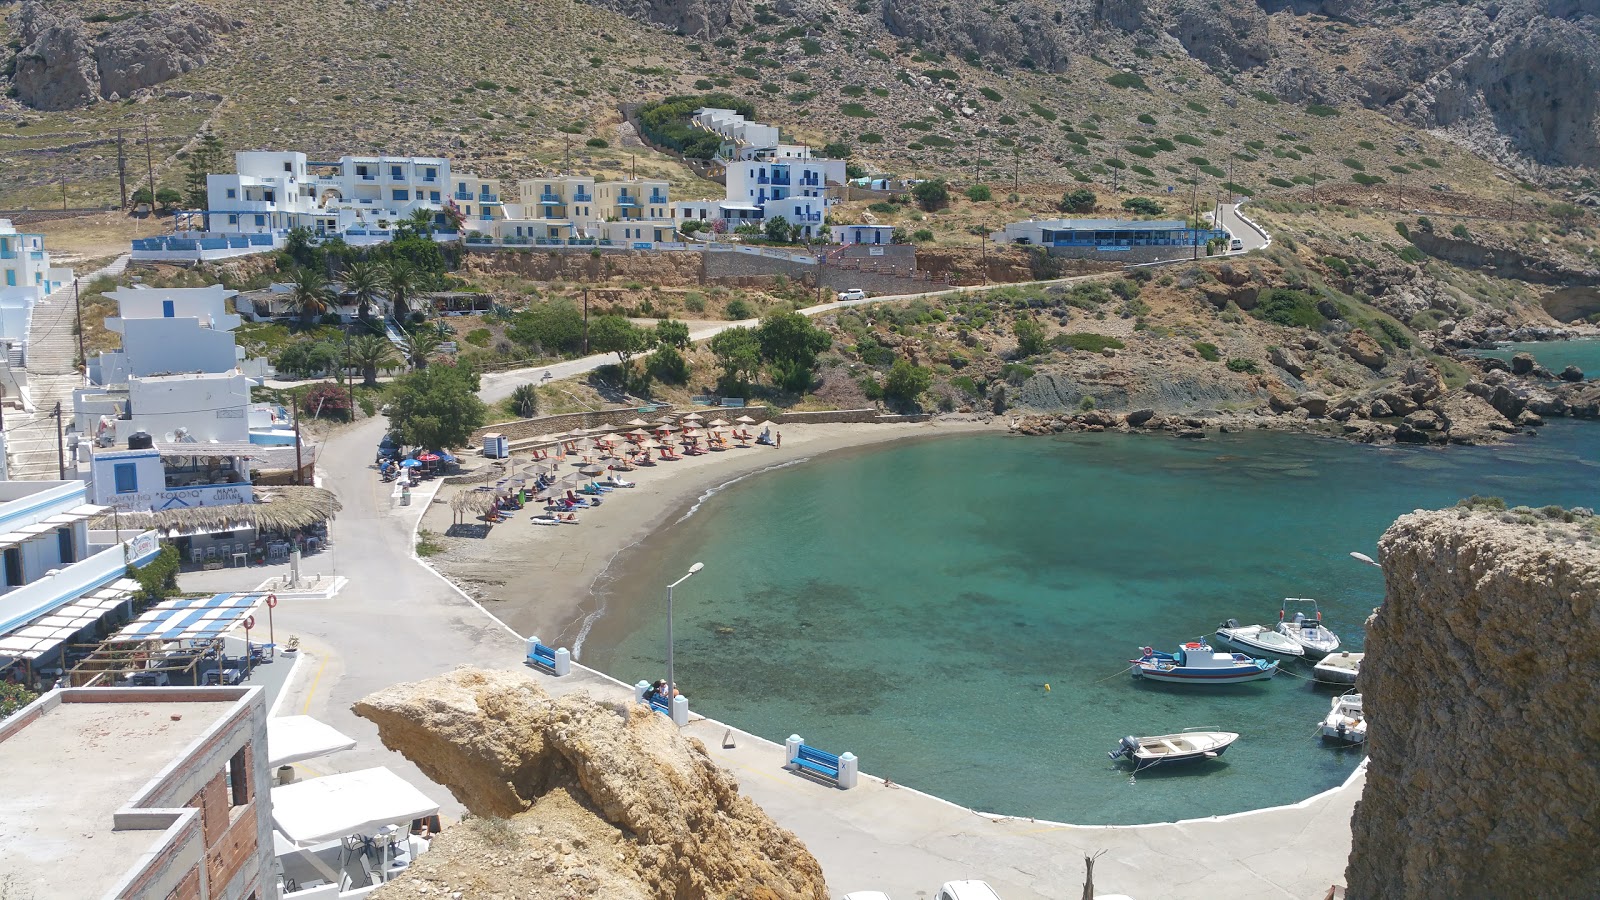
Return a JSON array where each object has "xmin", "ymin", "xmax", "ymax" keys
[
  {"xmin": 478, "ymin": 193, "xmax": 500, "ymax": 204},
  {"xmin": 615, "ymin": 196, "xmax": 639, "ymax": 207},
  {"xmin": 539, "ymin": 193, "xmax": 563, "ymax": 205},
  {"xmin": 453, "ymin": 191, "xmax": 473, "ymax": 201},
  {"xmin": 573, "ymin": 191, "xmax": 593, "ymax": 202},
  {"xmin": 421, "ymin": 175, "xmax": 438, "ymax": 183},
  {"xmin": 359, "ymin": 174, "xmax": 377, "ymax": 181},
  {"xmin": 0, "ymin": 251, "xmax": 16, "ymax": 260},
  {"xmin": 648, "ymin": 193, "xmax": 668, "ymax": 204},
  {"xmin": 772, "ymin": 175, "xmax": 791, "ymax": 186}
]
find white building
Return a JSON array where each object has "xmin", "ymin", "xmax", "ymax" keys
[
  {"xmin": 0, "ymin": 220, "xmax": 73, "ymax": 361},
  {"xmin": 676, "ymin": 157, "xmax": 843, "ymax": 239},
  {"xmin": 831, "ymin": 224, "xmax": 897, "ymax": 245},
  {"xmin": 205, "ymin": 151, "xmax": 456, "ymax": 237},
  {"xmin": 497, "ymin": 176, "xmax": 677, "ymax": 245}
]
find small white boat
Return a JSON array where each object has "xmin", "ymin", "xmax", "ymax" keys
[
  {"xmin": 1215, "ymin": 619, "xmax": 1306, "ymax": 660},
  {"xmin": 1277, "ymin": 598, "xmax": 1341, "ymax": 658},
  {"xmin": 1320, "ymin": 693, "xmax": 1366, "ymax": 744},
  {"xmin": 1130, "ymin": 642, "xmax": 1278, "ymax": 684},
  {"xmin": 1109, "ymin": 730, "xmax": 1240, "ymax": 769},
  {"xmin": 1313, "ymin": 651, "xmax": 1363, "ymax": 685}
]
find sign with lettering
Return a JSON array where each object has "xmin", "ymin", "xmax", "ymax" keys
[
  {"xmin": 869, "ymin": 248, "xmax": 885, "ymax": 257},
  {"xmin": 109, "ymin": 484, "xmax": 250, "ymax": 513},
  {"xmin": 128, "ymin": 530, "xmax": 160, "ymax": 562}
]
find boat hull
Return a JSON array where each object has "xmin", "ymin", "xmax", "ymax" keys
[
  {"xmin": 1134, "ymin": 666, "xmax": 1277, "ymax": 684},
  {"xmin": 1312, "ymin": 652, "xmax": 1363, "ymax": 685},
  {"xmin": 1110, "ymin": 731, "xmax": 1240, "ymax": 769},
  {"xmin": 1214, "ymin": 627, "xmax": 1306, "ymax": 660}
]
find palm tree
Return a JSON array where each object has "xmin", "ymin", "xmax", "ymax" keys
[
  {"xmin": 382, "ymin": 259, "xmax": 417, "ymax": 324},
  {"xmin": 343, "ymin": 334, "xmax": 397, "ymax": 387},
  {"xmin": 403, "ymin": 208, "xmax": 435, "ymax": 237},
  {"xmin": 342, "ymin": 260, "xmax": 384, "ymax": 323},
  {"xmin": 399, "ymin": 328, "xmax": 442, "ymax": 370},
  {"xmin": 286, "ymin": 267, "xmax": 333, "ymax": 327}
]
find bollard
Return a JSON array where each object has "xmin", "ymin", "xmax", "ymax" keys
[
  {"xmin": 634, "ymin": 680, "xmax": 650, "ymax": 704},
  {"xmin": 671, "ymin": 694, "xmax": 689, "ymax": 727},
  {"xmin": 553, "ymin": 647, "xmax": 571, "ymax": 676},
  {"xmin": 837, "ymin": 752, "xmax": 859, "ymax": 789},
  {"xmin": 526, "ymin": 636, "xmax": 541, "ymax": 662},
  {"xmin": 785, "ymin": 734, "xmax": 803, "ymax": 766}
]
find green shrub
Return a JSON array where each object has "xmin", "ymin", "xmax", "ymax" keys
[
  {"xmin": 464, "ymin": 328, "xmax": 491, "ymax": 347},
  {"xmin": 978, "ymin": 87, "xmax": 1002, "ymax": 102},
  {"xmin": 1193, "ymin": 341, "xmax": 1220, "ymax": 361},
  {"xmin": 965, "ymin": 184, "xmax": 992, "ymax": 202},
  {"xmin": 1252, "ymin": 288, "xmax": 1324, "ymax": 328},
  {"xmin": 1398, "ymin": 246, "xmax": 1425, "ymax": 263},
  {"xmin": 912, "ymin": 228, "xmax": 934, "ymax": 242},
  {"xmin": 1306, "ymin": 103, "xmax": 1340, "ymax": 117},
  {"xmin": 586, "ymin": 137, "xmax": 608, "ymax": 148},
  {"xmin": 1121, "ymin": 197, "xmax": 1163, "ymax": 215},
  {"xmin": 1375, "ymin": 319, "xmax": 1412, "ymax": 349},
  {"xmin": 1107, "ymin": 72, "xmax": 1147, "ymax": 90},
  {"xmin": 1251, "ymin": 90, "xmax": 1279, "ymax": 104},
  {"xmin": 840, "ymin": 102, "xmax": 875, "ymax": 117},
  {"xmin": 1323, "ymin": 256, "xmax": 1352, "ymax": 277},
  {"xmin": 1175, "ymin": 133, "xmax": 1204, "ymax": 146},
  {"xmin": 1450, "ymin": 224, "xmax": 1470, "ymax": 239},
  {"xmin": 1226, "ymin": 357, "xmax": 1260, "ymax": 373},
  {"xmin": 1352, "ymin": 173, "xmax": 1386, "ymax": 186},
  {"xmin": 1051, "ymin": 332, "xmax": 1125, "ymax": 352},
  {"xmin": 1394, "ymin": 221, "xmax": 1410, "ymax": 238},
  {"xmin": 1341, "ymin": 157, "xmax": 1365, "ymax": 170},
  {"xmin": 1186, "ymin": 100, "xmax": 1209, "ymax": 113},
  {"xmin": 860, "ymin": 132, "xmax": 884, "ymax": 143},
  {"xmin": 725, "ymin": 298, "xmax": 753, "ymax": 319}
]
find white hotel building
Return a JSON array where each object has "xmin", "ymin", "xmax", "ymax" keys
[
  {"xmin": 674, "ymin": 108, "xmax": 848, "ymax": 239},
  {"xmin": 205, "ymin": 151, "xmax": 458, "ymax": 236}
]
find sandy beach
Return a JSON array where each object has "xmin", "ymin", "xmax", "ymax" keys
[{"xmin": 420, "ymin": 418, "xmax": 1003, "ymax": 644}]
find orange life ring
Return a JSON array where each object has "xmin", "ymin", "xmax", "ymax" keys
[
  {"xmin": 1140, "ymin": 646, "xmax": 1154, "ymax": 656},
  {"xmin": 1183, "ymin": 642, "xmax": 1202, "ymax": 650}
]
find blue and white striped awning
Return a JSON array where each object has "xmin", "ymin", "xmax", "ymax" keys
[{"xmin": 107, "ymin": 593, "xmax": 265, "ymax": 643}]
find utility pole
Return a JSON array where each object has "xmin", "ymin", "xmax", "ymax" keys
[
  {"xmin": 292, "ymin": 401, "xmax": 304, "ymax": 485},
  {"xmin": 53, "ymin": 402, "xmax": 66, "ymax": 479},
  {"xmin": 1012, "ymin": 150, "xmax": 1020, "ymax": 193},
  {"xmin": 1191, "ymin": 166, "xmax": 1201, "ymax": 260},
  {"xmin": 582, "ymin": 287, "xmax": 590, "ymax": 354},
  {"xmin": 564, "ymin": 135, "xmax": 571, "ymax": 172},
  {"xmin": 117, "ymin": 129, "xmax": 128, "ymax": 209},
  {"xmin": 1112, "ymin": 147, "xmax": 1121, "ymax": 193},
  {"xmin": 73, "ymin": 279, "xmax": 85, "ymax": 369},
  {"xmin": 632, "ymin": 154, "xmax": 637, "ymax": 180},
  {"xmin": 142, "ymin": 119, "xmax": 156, "ymax": 210},
  {"xmin": 60, "ymin": 184, "xmax": 68, "ymax": 211}
]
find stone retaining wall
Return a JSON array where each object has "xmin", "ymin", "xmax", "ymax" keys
[
  {"xmin": 769, "ymin": 408, "xmax": 930, "ymax": 425},
  {"xmin": 471, "ymin": 406, "xmax": 685, "ymax": 446}
]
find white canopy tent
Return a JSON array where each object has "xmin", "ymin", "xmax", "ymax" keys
[
  {"xmin": 271, "ymin": 767, "xmax": 440, "ymax": 846},
  {"xmin": 266, "ymin": 716, "xmax": 358, "ymax": 769}
]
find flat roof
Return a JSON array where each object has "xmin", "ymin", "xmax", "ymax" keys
[
  {"xmin": 1024, "ymin": 218, "xmax": 1190, "ymax": 231},
  {"xmin": 0, "ymin": 697, "xmax": 236, "ymax": 899}
]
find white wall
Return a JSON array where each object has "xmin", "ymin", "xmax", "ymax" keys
[{"xmin": 120, "ymin": 373, "xmax": 251, "ymax": 443}]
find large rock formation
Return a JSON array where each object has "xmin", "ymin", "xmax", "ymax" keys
[
  {"xmin": 3, "ymin": 0, "xmax": 235, "ymax": 109},
  {"xmin": 354, "ymin": 668, "xmax": 828, "ymax": 900},
  {"xmin": 1347, "ymin": 506, "xmax": 1600, "ymax": 897}
]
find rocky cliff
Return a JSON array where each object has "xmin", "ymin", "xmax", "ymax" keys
[
  {"xmin": 353, "ymin": 668, "xmax": 828, "ymax": 900},
  {"xmin": 1346, "ymin": 506, "xmax": 1600, "ymax": 897},
  {"xmin": 4, "ymin": 0, "xmax": 235, "ymax": 109}
]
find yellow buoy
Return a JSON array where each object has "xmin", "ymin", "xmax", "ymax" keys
[{"xmin": 1044, "ymin": 683, "xmax": 1051, "ymax": 692}]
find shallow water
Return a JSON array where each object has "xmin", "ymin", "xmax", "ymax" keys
[
  {"xmin": 581, "ymin": 423, "xmax": 1600, "ymax": 825},
  {"xmin": 1467, "ymin": 338, "xmax": 1600, "ymax": 374}
]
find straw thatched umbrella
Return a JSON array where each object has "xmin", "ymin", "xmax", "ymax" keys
[
  {"xmin": 580, "ymin": 464, "xmax": 607, "ymax": 477},
  {"xmin": 656, "ymin": 423, "xmax": 679, "ymax": 433},
  {"xmin": 708, "ymin": 418, "xmax": 729, "ymax": 427},
  {"xmin": 91, "ymin": 485, "xmax": 342, "ymax": 535},
  {"xmin": 626, "ymin": 418, "xmax": 650, "ymax": 427},
  {"xmin": 735, "ymin": 415, "xmax": 757, "ymax": 424},
  {"xmin": 681, "ymin": 412, "xmax": 703, "ymax": 422}
]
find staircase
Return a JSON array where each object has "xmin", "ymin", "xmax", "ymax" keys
[{"xmin": 3, "ymin": 254, "xmax": 129, "ymax": 481}]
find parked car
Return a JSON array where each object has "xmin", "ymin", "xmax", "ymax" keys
[
  {"xmin": 1229, "ymin": 237, "xmax": 1244, "ymax": 251},
  {"xmin": 837, "ymin": 288, "xmax": 867, "ymax": 301},
  {"xmin": 377, "ymin": 433, "xmax": 403, "ymax": 461},
  {"xmin": 935, "ymin": 882, "xmax": 1002, "ymax": 900}
]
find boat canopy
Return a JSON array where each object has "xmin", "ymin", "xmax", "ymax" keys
[
  {"xmin": 265, "ymin": 715, "xmax": 357, "ymax": 769},
  {"xmin": 270, "ymin": 767, "xmax": 439, "ymax": 846}
]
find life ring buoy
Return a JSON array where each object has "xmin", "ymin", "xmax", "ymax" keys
[
  {"xmin": 1183, "ymin": 642, "xmax": 1203, "ymax": 650},
  {"xmin": 1140, "ymin": 646, "xmax": 1154, "ymax": 657}
]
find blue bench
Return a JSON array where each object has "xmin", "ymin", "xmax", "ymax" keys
[
  {"xmin": 527, "ymin": 641, "xmax": 557, "ymax": 672},
  {"xmin": 646, "ymin": 695, "xmax": 671, "ymax": 716},
  {"xmin": 792, "ymin": 744, "xmax": 841, "ymax": 783}
]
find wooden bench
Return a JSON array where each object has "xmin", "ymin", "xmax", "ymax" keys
[{"xmin": 791, "ymin": 744, "xmax": 841, "ymax": 783}]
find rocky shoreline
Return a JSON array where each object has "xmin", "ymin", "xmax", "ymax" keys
[{"xmin": 1010, "ymin": 352, "xmax": 1600, "ymax": 447}]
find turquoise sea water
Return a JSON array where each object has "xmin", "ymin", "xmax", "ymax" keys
[
  {"xmin": 580, "ymin": 423, "xmax": 1600, "ymax": 825},
  {"xmin": 1468, "ymin": 338, "xmax": 1600, "ymax": 373}
]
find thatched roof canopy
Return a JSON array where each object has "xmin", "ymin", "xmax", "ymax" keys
[{"xmin": 90, "ymin": 486, "xmax": 341, "ymax": 535}]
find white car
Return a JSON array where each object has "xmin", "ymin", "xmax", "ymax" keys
[
  {"xmin": 936, "ymin": 882, "xmax": 1002, "ymax": 900},
  {"xmin": 837, "ymin": 288, "xmax": 867, "ymax": 301},
  {"xmin": 1229, "ymin": 237, "xmax": 1244, "ymax": 251}
]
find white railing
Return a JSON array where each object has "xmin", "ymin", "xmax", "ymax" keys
[{"xmin": 0, "ymin": 531, "xmax": 159, "ymax": 633}]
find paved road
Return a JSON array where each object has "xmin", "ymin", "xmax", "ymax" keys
[{"xmin": 1218, "ymin": 202, "xmax": 1271, "ymax": 252}]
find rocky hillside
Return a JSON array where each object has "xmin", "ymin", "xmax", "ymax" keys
[
  {"xmin": 1348, "ymin": 504, "xmax": 1600, "ymax": 897},
  {"xmin": 353, "ymin": 668, "xmax": 828, "ymax": 900}
]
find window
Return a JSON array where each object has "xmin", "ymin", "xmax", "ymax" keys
[
  {"xmin": 283, "ymin": 162, "xmax": 292, "ymax": 173},
  {"xmin": 429, "ymin": 191, "xmax": 440, "ymax": 203},
  {"xmin": 391, "ymin": 165, "xmax": 403, "ymax": 180},
  {"xmin": 393, "ymin": 190, "xmax": 409, "ymax": 202},
  {"xmin": 425, "ymin": 167, "xmax": 437, "ymax": 179},
  {"xmin": 226, "ymin": 188, "xmax": 237, "ymax": 199},
  {"xmin": 228, "ymin": 747, "xmax": 251, "ymax": 806},
  {"xmin": 254, "ymin": 215, "xmax": 265, "ymax": 227},
  {"xmin": 2, "ymin": 548, "xmax": 19, "ymax": 587},
  {"xmin": 114, "ymin": 463, "xmax": 139, "ymax": 494},
  {"xmin": 4, "ymin": 271, "xmax": 13, "ymax": 287},
  {"xmin": 263, "ymin": 190, "xmax": 274, "ymax": 202},
  {"xmin": 57, "ymin": 528, "xmax": 74, "ymax": 565},
  {"xmin": 162, "ymin": 300, "xmax": 175, "ymax": 318},
  {"xmin": 228, "ymin": 215, "xmax": 238, "ymax": 225}
]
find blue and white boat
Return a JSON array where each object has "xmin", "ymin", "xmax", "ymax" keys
[{"xmin": 1130, "ymin": 641, "xmax": 1278, "ymax": 684}]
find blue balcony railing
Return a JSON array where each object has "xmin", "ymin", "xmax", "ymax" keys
[
  {"xmin": 453, "ymin": 190, "xmax": 473, "ymax": 201},
  {"xmin": 648, "ymin": 193, "xmax": 668, "ymax": 204},
  {"xmin": 0, "ymin": 251, "xmax": 16, "ymax": 260},
  {"xmin": 360, "ymin": 174, "xmax": 377, "ymax": 181},
  {"xmin": 539, "ymin": 193, "xmax": 562, "ymax": 205},
  {"xmin": 479, "ymin": 193, "xmax": 499, "ymax": 203},
  {"xmin": 573, "ymin": 191, "xmax": 593, "ymax": 202},
  {"xmin": 772, "ymin": 175, "xmax": 791, "ymax": 186},
  {"xmin": 615, "ymin": 196, "xmax": 638, "ymax": 207}
]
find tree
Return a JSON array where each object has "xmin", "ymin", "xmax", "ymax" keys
[
  {"xmin": 184, "ymin": 130, "xmax": 225, "ymax": 212},
  {"xmin": 399, "ymin": 328, "xmax": 443, "ymax": 369},
  {"xmin": 131, "ymin": 187, "xmax": 154, "ymax": 208},
  {"xmin": 763, "ymin": 215, "xmax": 793, "ymax": 243},
  {"xmin": 0, "ymin": 681, "xmax": 39, "ymax": 718},
  {"xmin": 1121, "ymin": 197, "xmax": 1164, "ymax": 216},
  {"xmin": 966, "ymin": 184, "xmax": 992, "ymax": 202},
  {"xmin": 301, "ymin": 383, "xmax": 353, "ymax": 420},
  {"xmin": 1060, "ymin": 188, "xmax": 1097, "ymax": 213},
  {"xmin": 401, "ymin": 207, "xmax": 435, "ymax": 236},
  {"xmin": 344, "ymin": 334, "xmax": 397, "ymax": 386},
  {"xmin": 646, "ymin": 346, "xmax": 690, "ymax": 384},
  {"xmin": 883, "ymin": 358, "xmax": 932, "ymax": 407},
  {"xmin": 508, "ymin": 383, "xmax": 540, "ymax": 418},
  {"xmin": 654, "ymin": 318, "xmax": 690, "ymax": 350},
  {"xmin": 382, "ymin": 259, "xmax": 419, "ymax": 322},
  {"xmin": 756, "ymin": 310, "xmax": 831, "ymax": 392},
  {"xmin": 508, "ymin": 300, "xmax": 584, "ymax": 355},
  {"xmin": 343, "ymin": 260, "xmax": 384, "ymax": 322},
  {"xmin": 1014, "ymin": 316, "xmax": 1047, "ymax": 357},
  {"xmin": 708, "ymin": 326, "xmax": 762, "ymax": 392},
  {"xmin": 589, "ymin": 315, "xmax": 650, "ymax": 371},
  {"xmin": 385, "ymin": 364, "xmax": 486, "ymax": 451},
  {"xmin": 286, "ymin": 268, "xmax": 334, "ymax": 326},
  {"xmin": 154, "ymin": 187, "xmax": 184, "ymax": 210},
  {"xmin": 911, "ymin": 179, "xmax": 950, "ymax": 211},
  {"xmin": 821, "ymin": 142, "xmax": 852, "ymax": 159}
]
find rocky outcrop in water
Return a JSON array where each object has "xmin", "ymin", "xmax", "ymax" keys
[
  {"xmin": 3, "ymin": 1, "xmax": 235, "ymax": 109},
  {"xmin": 1347, "ymin": 506, "xmax": 1600, "ymax": 898},
  {"xmin": 354, "ymin": 668, "xmax": 828, "ymax": 900}
]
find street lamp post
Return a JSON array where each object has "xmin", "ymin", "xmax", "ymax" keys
[{"xmin": 665, "ymin": 562, "xmax": 704, "ymax": 696}]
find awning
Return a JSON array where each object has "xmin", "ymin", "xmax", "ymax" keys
[
  {"xmin": 266, "ymin": 716, "xmax": 358, "ymax": 769},
  {"xmin": 0, "ymin": 579, "xmax": 138, "ymax": 662},
  {"xmin": 105, "ymin": 592, "xmax": 264, "ymax": 643},
  {"xmin": 271, "ymin": 768, "xmax": 440, "ymax": 846}
]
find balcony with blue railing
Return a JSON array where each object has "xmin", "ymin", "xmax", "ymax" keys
[
  {"xmin": 539, "ymin": 192, "xmax": 563, "ymax": 205},
  {"xmin": 648, "ymin": 192, "xmax": 668, "ymax": 204},
  {"xmin": 0, "ymin": 250, "xmax": 16, "ymax": 260},
  {"xmin": 359, "ymin": 174, "xmax": 377, "ymax": 181},
  {"xmin": 478, "ymin": 193, "xmax": 500, "ymax": 204},
  {"xmin": 772, "ymin": 173, "xmax": 791, "ymax": 186},
  {"xmin": 573, "ymin": 191, "xmax": 593, "ymax": 202},
  {"xmin": 453, "ymin": 190, "xmax": 473, "ymax": 201},
  {"xmin": 615, "ymin": 195, "xmax": 639, "ymax": 207},
  {"xmin": 421, "ymin": 175, "xmax": 438, "ymax": 183}
]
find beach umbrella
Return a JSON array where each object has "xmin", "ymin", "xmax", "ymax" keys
[
  {"xmin": 580, "ymin": 465, "xmax": 607, "ymax": 476},
  {"xmin": 682, "ymin": 412, "xmax": 703, "ymax": 422},
  {"xmin": 735, "ymin": 415, "xmax": 757, "ymax": 424},
  {"xmin": 626, "ymin": 418, "xmax": 650, "ymax": 427},
  {"xmin": 708, "ymin": 418, "xmax": 729, "ymax": 427},
  {"xmin": 400, "ymin": 459, "xmax": 422, "ymax": 468},
  {"xmin": 657, "ymin": 416, "xmax": 677, "ymax": 424}
]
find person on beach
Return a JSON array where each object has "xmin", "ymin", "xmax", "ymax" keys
[{"xmin": 776, "ymin": 431, "xmax": 782, "ymax": 448}]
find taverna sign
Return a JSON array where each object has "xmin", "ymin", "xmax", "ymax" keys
[{"xmin": 109, "ymin": 484, "xmax": 250, "ymax": 512}]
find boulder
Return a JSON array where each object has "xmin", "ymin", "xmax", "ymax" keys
[
  {"xmin": 11, "ymin": 16, "xmax": 99, "ymax": 110},
  {"xmin": 1488, "ymin": 384, "xmax": 1527, "ymax": 420},
  {"xmin": 1510, "ymin": 352, "xmax": 1535, "ymax": 375},
  {"xmin": 1270, "ymin": 345, "xmax": 1307, "ymax": 378},
  {"xmin": 1403, "ymin": 409, "xmax": 1442, "ymax": 431},
  {"xmin": 1341, "ymin": 329, "xmax": 1388, "ymax": 370},
  {"xmin": 1560, "ymin": 365, "xmax": 1585, "ymax": 382},
  {"xmin": 1296, "ymin": 392, "xmax": 1331, "ymax": 417},
  {"xmin": 1124, "ymin": 408, "xmax": 1156, "ymax": 427},
  {"xmin": 1400, "ymin": 361, "xmax": 1447, "ymax": 404},
  {"xmin": 1078, "ymin": 409, "xmax": 1118, "ymax": 428},
  {"xmin": 94, "ymin": 5, "xmax": 235, "ymax": 101},
  {"xmin": 1370, "ymin": 398, "xmax": 1394, "ymax": 418}
]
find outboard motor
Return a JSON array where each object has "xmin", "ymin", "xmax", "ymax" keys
[
  {"xmin": 1223, "ymin": 617, "xmax": 1240, "ymax": 628},
  {"xmin": 1109, "ymin": 736, "xmax": 1140, "ymax": 760}
]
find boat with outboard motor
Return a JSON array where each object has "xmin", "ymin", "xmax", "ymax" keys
[
  {"xmin": 1313, "ymin": 651, "xmax": 1362, "ymax": 685},
  {"xmin": 1108, "ymin": 730, "xmax": 1240, "ymax": 770},
  {"xmin": 1277, "ymin": 598, "xmax": 1341, "ymax": 658},
  {"xmin": 1130, "ymin": 641, "xmax": 1279, "ymax": 684},
  {"xmin": 1214, "ymin": 619, "xmax": 1306, "ymax": 660},
  {"xmin": 1320, "ymin": 692, "xmax": 1366, "ymax": 745}
]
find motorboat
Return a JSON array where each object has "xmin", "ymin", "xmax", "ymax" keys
[
  {"xmin": 1109, "ymin": 730, "xmax": 1240, "ymax": 769},
  {"xmin": 1320, "ymin": 692, "xmax": 1367, "ymax": 744},
  {"xmin": 1313, "ymin": 651, "xmax": 1363, "ymax": 685},
  {"xmin": 1277, "ymin": 598, "xmax": 1341, "ymax": 658},
  {"xmin": 1130, "ymin": 642, "xmax": 1278, "ymax": 684},
  {"xmin": 1215, "ymin": 619, "xmax": 1306, "ymax": 660}
]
